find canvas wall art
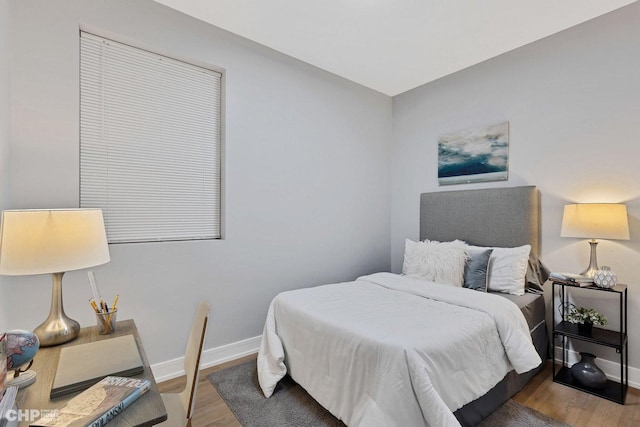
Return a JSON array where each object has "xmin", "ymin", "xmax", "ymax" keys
[{"xmin": 438, "ymin": 121, "xmax": 509, "ymax": 185}]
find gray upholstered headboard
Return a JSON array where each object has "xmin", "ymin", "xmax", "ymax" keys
[{"xmin": 420, "ymin": 186, "xmax": 540, "ymax": 256}]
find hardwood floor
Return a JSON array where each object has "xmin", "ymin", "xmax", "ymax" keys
[
  {"xmin": 158, "ymin": 355, "xmax": 252, "ymax": 427},
  {"xmin": 513, "ymin": 363, "xmax": 640, "ymax": 427},
  {"xmin": 158, "ymin": 355, "xmax": 640, "ymax": 426}
]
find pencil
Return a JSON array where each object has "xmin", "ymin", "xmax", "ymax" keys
[
  {"xmin": 91, "ymin": 299, "xmax": 110, "ymax": 332},
  {"xmin": 90, "ymin": 299, "xmax": 100, "ymax": 314},
  {"xmin": 111, "ymin": 294, "xmax": 119, "ymax": 312},
  {"xmin": 106, "ymin": 294, "xmax": 119, "ymax": 326}
]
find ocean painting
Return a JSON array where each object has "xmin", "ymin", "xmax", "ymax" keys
[{"xmin": 438, "ymin": 122, "xmax": 509, "ymax": 185}]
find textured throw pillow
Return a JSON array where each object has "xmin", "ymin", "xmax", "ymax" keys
[
  {"xmin": 468, "ymin": 244, "xmax": 531, "ymax": 296},
  {"xmin": 402, "ymin": 239, "xmax": 468, "ymax": 287},
  {"xmin": 463, "ymin": 249, "xmax": 493, "ymax": 292}
]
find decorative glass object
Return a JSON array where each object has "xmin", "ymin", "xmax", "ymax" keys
[
  {"xmin": 570, "ymin": 352, "xmax": 607, "ymax": 389},
  {"xmin": 593, "ymin": 266, "xmax": 617, "ymax": 288}
]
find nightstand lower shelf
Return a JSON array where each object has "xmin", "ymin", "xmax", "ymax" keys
[{"xmin": 554, "ymin": 366, "xmax": 627, "ymax": 404}]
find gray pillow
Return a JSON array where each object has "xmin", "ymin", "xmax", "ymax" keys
[
  {"xmin": 463, "ymin": 249, "xmax": 493, "ymax": 292},
  {"xmin": 525, "ymin": 254, "xmax": 550, "ymax": 293}
]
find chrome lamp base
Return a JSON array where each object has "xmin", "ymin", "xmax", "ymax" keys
[
  {"xmin": 579, "ymin": 240, "xmax": 600, "ymax": 278},
  {"xmin": 33, "ymin": 272, "xmax": 80, "ymax": 347}
]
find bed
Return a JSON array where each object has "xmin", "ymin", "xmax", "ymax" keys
[{"xmin": 258, "ymin": 186, "xmax": 548, "ymax": 426}]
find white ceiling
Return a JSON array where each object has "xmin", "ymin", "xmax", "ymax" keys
[{"xmin": 154, "ymin": 0, "xmax": 637, "ymax": 96}]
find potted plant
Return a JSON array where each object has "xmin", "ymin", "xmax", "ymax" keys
[{"xmin": 565, "ymin": 304, "xmax": 607, "ymax": 334}]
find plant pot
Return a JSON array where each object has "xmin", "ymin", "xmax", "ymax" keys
[
  {"xmin": 578, "ymin": 322, "xmax": 593, "ymax": 335},
  {"xmin": 570, "ymin": 352, "xmax": 607, "ymax": 389}
]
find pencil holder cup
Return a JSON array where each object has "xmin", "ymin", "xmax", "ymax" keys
[{"xmin": 96, "ymin": 309, "xmax": 117, "ymax": 335}]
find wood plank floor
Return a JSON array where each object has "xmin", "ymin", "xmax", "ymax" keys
[{"xmin": 158, "ymin": 355, "xmax": 640, "ymax": 426}]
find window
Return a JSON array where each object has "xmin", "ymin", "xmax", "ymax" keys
[{"xmin": 80, "ymin": 31, "xmax": 222, "ymax": 243}]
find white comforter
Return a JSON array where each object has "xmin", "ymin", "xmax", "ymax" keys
[{"xmin": 257, "ymin": 273, "xmax": 541, "ymax": 427}]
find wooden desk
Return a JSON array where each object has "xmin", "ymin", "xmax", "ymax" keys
[{"xmin": 16, "ymin": 320, "xmax": 167, "ymax": 426}]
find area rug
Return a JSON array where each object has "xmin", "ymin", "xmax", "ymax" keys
[{"xmin": 208, "ymin": 360, "xmax": 570, "ymax": 427}]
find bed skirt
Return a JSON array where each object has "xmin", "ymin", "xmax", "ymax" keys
[{"xmin": 454, "ymin": 321, "xmax": 549, "ymax": 426}]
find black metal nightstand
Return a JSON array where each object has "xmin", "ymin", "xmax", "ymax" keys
[{"xmin": 552, "ymin": 280, "xmax": 628, "ymax": 404}]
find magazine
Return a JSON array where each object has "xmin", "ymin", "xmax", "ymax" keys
[
  {"xmin": 31, "ymin": 376, "xmax": 150, "ymax": 427},
  {"xmin": 549, "ymin": 272, "xmax": 594, "ymax": 287}
]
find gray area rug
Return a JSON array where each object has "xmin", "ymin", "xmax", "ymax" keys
[
  {"xmin": 478, "ymin": 400, "xmax": 571, "ymax": 427},
  {"xmin": 208, "ymin": 360, "xmax": 570, "ymax": 427}
]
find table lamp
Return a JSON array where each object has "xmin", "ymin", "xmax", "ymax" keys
[
  {"xmin": 0, "ymin": 209, "xmax": 110, "ymax": 347},
  {"xmin": 560, "ymin": 203, "xmax": 630, "ymax": 277}
]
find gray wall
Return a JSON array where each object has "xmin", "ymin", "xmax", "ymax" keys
[
  {"xmin": 392, "ymin": 3, "xmax": 640, "ymax": 370},
  {"xmin": 7, "ymin": 0, "xmax": 391, "ymax": 363},
  {"xmin": 0, "ymin": 0, "xmax": 12, "ymax": 329},
  {"xmin": 6, "ymin": 0, "xmax": 640, "ymax": 378}
]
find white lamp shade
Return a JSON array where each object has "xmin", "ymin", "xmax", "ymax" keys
[
  {"xmin": 0, "ymin": 209, "xmax": 110, "ymax": 275},
  {"xmin": 560, "ymin": 203, "xmax": 630, "ymax": 240}
]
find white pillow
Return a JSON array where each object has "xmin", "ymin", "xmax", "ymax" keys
[
  {"xmin": 468, "ymin": 244, "xmax": 531, "ymax": 296},
  {"xmin": 402, "ymin": 239, "xmax": 468, "ymax": 287}
]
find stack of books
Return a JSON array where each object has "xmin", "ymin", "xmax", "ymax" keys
[
  {"xmin": 0, "ymin": 332, "xmax": 17, "ymax": 427},
  {"xmin": 1, "ymin": 332, "xmax": 5, "ymax": 396},
  {"xmin": 0, "ymin": 386, "xmax": 19, "ymax": 427},
  {"xmin": 549, "ymin": 272, "xmax": 594, "ymax": 287},
  {"xmin": 50, "ymin": 334, "xmax": 143, "ymax": 398}
]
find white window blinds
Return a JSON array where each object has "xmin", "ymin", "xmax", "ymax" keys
[{"xmin": 80, "ymin": 31, "xmax": 222, "ymax": 243}]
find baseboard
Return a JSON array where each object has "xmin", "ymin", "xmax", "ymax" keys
[
  {"xmin": 553, "ymin": 346, "xmax": 639, "ymax": 389},
  {"xmin": 151, "ymin": 335, "xmax": 262, "ymax": 382},
  {"xmin": 152, "ymin": 339, "xmax": 638, "ymax": 388}
]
